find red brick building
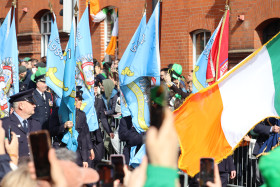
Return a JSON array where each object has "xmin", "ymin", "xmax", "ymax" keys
[{"xmin": 0, "ymin": 0, "xmax": 280, "ymax": 77}]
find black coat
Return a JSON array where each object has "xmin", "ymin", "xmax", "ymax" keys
[
  {"xmin": 31, "ymin": 89, "xmax": 52, "ymax": 129},
  {"xmin": 218, "ymin": 155, "xmax": 235, "ymax": 173},
  {"xmin": 94, "ymin": 96, "xmax": 112, "ymax": 136},
  {"xmin": 21, "ymin": 69, "xmax": 36, "ymax": 89},
  {"xmin": 76, "ymin": 109, "xmax": 94, "ymax": 163},
  {"xmin": 2, "ymin": 113, "xmax": 42, "ymax": 157},
  {"xmin": 252, "ymin": 122, "xmax": 271, "ymax": 156}
]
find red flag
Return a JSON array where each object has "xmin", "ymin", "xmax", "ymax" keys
[{"xmin": 206, "ymin": 9, "xmax": 229, "ymax": 85}]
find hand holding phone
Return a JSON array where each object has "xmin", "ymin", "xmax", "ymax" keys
[
  {"xmin": 110, "ymin": 154, "xmax": 125, "ymax": 183},
  {"xmin": 28, "ymin": 130, "xmax": 51, "ymax": 180},
  {"xmin": 199, "ymin": 158, "xmax": 214, "ymax": 187},
  {"xmin": 96, "ymin": 163, "xmax": 115, "ymax": 187}
]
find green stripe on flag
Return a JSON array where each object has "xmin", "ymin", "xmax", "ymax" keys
[{"xmin": 267, "ymin": 32, "xmax": 280, "ymax": 115}]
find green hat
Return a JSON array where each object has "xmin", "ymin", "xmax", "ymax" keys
[
  {"xmin": 171, "ymin": 64, "xmax": 182, "ymax": 80},
  {"xmin": 31, "ymin": 67, "xmax": 46, "ymax": 82},
  {"xmin": 259, "ymin": 147, "xmax": 280, "ymax": 187},
  {"xmin": 23, "ymin": 57, "xmax": 31, "ymax": 62}
]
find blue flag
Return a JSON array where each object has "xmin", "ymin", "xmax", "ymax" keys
[
  {"xmin": 0, "ymin": 9, "xmax": 11, "ymax": 60},
  {"xmin": 75, "ymin": 7, "xmax": 98, "ymax": 132},
  {"xmin": 0, "ymin": 9, "xmax": 19, "ymax": 118},
  {"xmin": 60, "ymin": 18, "xmax": 79, "ymax": 152},
  {"xmin": 118, "ymin": 2, "xmax": 160, "ymax": 86},
  {"xmin": 121, "ymin": 77, "xmax": 151, "ymax": 133},
  {"xmin": 192, "ymin": 20, "xmax": 221, "ymax": 93},
  {"xmin": 46, "ymin": 14, "xmax": 65, "ymax": 98}
]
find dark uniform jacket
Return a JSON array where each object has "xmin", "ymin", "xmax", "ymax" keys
[
  {"xmin": 2, "ymin": 113, "xmax": 42, "ymax": 157},
  {"xmin": 76, "ymin": 109, "xmax": 93, "ymax": 162},
  {"xmin": 119, "ymin": 116, "xmax": 144, "ymax": 164},
  {"xmin": 218, "ymin": 155, "xmax": 235, "ymax": 173},
  {"xmin": 253, "ymin": 122, "xmax": 271, "ymax": 156},
  {"xmin": 31, "ymin": 89, "xmax": 52, "ymax": 129},
  {"xmin": 95, "ymin": 96, "xmax": 112, "ymax": 136}
]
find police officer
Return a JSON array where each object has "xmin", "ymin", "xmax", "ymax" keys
[
  {"xmin": 2, "ymin": 89, "xmax": 42, "ymax": 157},
  {"xmin": 31, "ymin": 67, "xmax": 53, "ymax": 129}
]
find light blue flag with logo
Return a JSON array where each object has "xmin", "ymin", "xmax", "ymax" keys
[
  {"xmin": 118, "ymin": 2, "xmax": 160, "ymax": 86},
  {"xmin": 0, "ymin": 9, "xmax": 19, "ymax": 118},
  {"xmin": 75, "ymin": 7, "xmax": 98, "ymax": 132},
  {"xmin": 46, "ymin": 14, "xmax": 65, "ymax": 98},
  {"xmin": 59, "ymin": 18, "xmax": 79, "ymax": 152},
  {"xmin": 120, "ymin": 90, "xmax": 131, "ymax": 117},
  {"xmin": 0, "ymin": 8, "xmax": 11, "ymax": 60},
  {"xmin": 192, "ymin": 20, "xmax": 222, "ymax": 93},
  {"xmin": 119, "ymin": 2, "xmax": 160, "ymax": 167}
]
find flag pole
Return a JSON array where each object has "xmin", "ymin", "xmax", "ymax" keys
[
  {"xmin": 88, "ymin": 0, "xmax": 92, "ymax": 35},
  {"xmin": 159, "ymin": 0, "xmax": 162, "ymax": 51},
  {"xmin": 49, "ymin": 2, "xmax": 55, "ymax": 21},
  {"xmin": 214, "ymin": 5, "xmax": 229, "ymax": 81},
  {"xmin": 11, "ymin": 0, "xmax": 16, "ymax": 26},
  {"xmin": 74, "ymin": 2, "xmax": 78, "ymax": 31}
]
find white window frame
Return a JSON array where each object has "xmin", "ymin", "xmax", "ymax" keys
[
  {"xmin": 192, "ymin": 30, "xmax": 211, "ymax": 67},
  {"xmin": 41, "ymin": 12, "xmax": 52, "ymax": 57}
]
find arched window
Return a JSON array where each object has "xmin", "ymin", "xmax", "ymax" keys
[
  {"xmin": 104, "ymin": 7, "xmax": 118, "ymax": 59},
  {"xmin": 263, "ymin": 19, "xmax": 280, "ymax": 44},
  {"xmin": 192, "ymin": 30, "xmax": 211, "ymax": 67},
  {"xmin": 41, "ymin": 12, "xmax": 52, "ymax": 57}
]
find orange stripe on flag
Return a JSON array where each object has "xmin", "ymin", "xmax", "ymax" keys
[
  {"xmin": 106, "ymin": 36, "xmax": 117, "ymax": 56},
  {"xmin": 86, "ymin": 0, "xmax": 100, "ymax": 15},
  {"xmin": 174, "ymin": 84, "xmax": 232, "ymax": 177}
]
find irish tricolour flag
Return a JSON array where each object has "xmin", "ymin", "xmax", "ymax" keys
[{"xmin": 174, "ymin": 32, "xmax": 280, "ymax": 176}]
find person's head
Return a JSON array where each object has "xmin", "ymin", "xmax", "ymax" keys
[
  {"xmin": 170, "ymin": 64, "xmax": 182, "ymax": 84},
  {"xmin": 9, "ymin": 89, "xmax": 36, "ymax": 119},
  {"xmin": 75, "ymin": 86, "xmax": 83, "ymax": 109},
  {"xmin": 160, "ymin": 68, "xmax": 168, "ymax": 82},
  {"xmin": 94, "ymin": 61, "xmax": 101, "ymax": 75},
  {"xmin": 40, "ymin": 56, "xmax": 46, "ymax": 63},
  {"xmin": 110, "ymin": 72, "xmax": 119, "ymax": 86},
  {"xmin": 21, "ymin": 57, "xmax": 32, "ymax": 69},
  {"xmin": 18, "ymin": 66, "xmax": 27, "ymax": 80},
  {"xmin": 31, "ymin": 59, "xmax": 38, "ymax": 68},
  {"xmin": 1, "ymin": 165, "xmax": 37, "ymax": 187},
  {"xmin": 31, "ymin": 67, "xmax": 47, "ymax": 92}
]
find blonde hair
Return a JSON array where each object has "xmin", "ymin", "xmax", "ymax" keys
[{"xmin": 1, "ymin": 165, "xmax": 37, "ymax": 187}]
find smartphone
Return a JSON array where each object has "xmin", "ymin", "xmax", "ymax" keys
[
  {"xmin": 110, "ymin": 154, "xmax": 125, "ymax": 183},
  {"xmin": 28, "ymin": 130, "xmax": 51, "ymax": 180},
  {"xmin": 96, "ymin": 163, "xmax": 115, "ymax": 187},
  {"xmin": 150, "ymin": 85, "xmax": 167, "ymax": 129},
  {"xmin": 8, "ymin": 126, "xmax": 12, "ymax": 143},
  {"xmin": 199, "ymin": 158, "xmax": 214, "ymax": 187}
]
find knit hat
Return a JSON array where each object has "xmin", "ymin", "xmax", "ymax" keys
[
  {"xmin": 18, "ymin": 66, "xmax": 27, "ymax": 74},
  {"xmin": 31, "ymin": 67, "xmax": 46, "ymax": 82}
]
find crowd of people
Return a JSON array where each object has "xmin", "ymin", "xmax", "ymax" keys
[{"xmin": 0, "ymin": 56, "xmax": 279, "ymax": 187}]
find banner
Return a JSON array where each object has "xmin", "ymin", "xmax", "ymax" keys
[
  {"xmin": 75, "ymin": 7, "xmax": 99, "ymax": 131},
  {"xmin": 0, "ymin": 9, "xmax": 19, "ymax": 118},
  {"xmin": 46, "ymin": 14, "xmax": 65, "ymax": 98}
]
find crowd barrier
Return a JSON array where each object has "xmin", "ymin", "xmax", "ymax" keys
[{"xmin": 100, "ymin": 117, "xmax": 259, "ymax": 187}]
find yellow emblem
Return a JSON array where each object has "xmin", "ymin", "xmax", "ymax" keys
[
  {"xmin": 192, "ymin": 65, "xmax": 205, "ymax": 91},
  {"xmin": 46, "ymin": 67, "xmax": 68, "ymax": 91},
  {"xmin": 121, "ymin": 67, "xmax": 134, "ymax": 77}
]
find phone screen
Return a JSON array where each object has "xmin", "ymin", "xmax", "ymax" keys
[
  {"xmin": 150, "ymin": 85, "xmax": 167, "ymax": 129},
  {"xmin": 199, "ymin": 158, "xmax": 214, "ymax": 187},
  {"xmin": 110, "ymin": 155, "xmax": 125, "ymax": 183},
  {"xmin": 28, "ymin": 130, "xmax": 51, "ymax": 180},
  {"xmin": 96, "ymin": 163, "xmax": 115, "ymax": 187}
]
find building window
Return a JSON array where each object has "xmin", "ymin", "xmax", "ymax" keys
[
  {"xmin": 263, "ymin": 19, "xmax": 280, "ymax": 44},
  {"xmin": 192, "ymin": 30, "xmax": 211, "ymax": 67},
  {"xmin": 41, "ymin": 12, "xmax": 52, "ymax": 57},
  {"xmin": 104, "ymin": 7, "xmax": 118, "ymax": 59}
]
